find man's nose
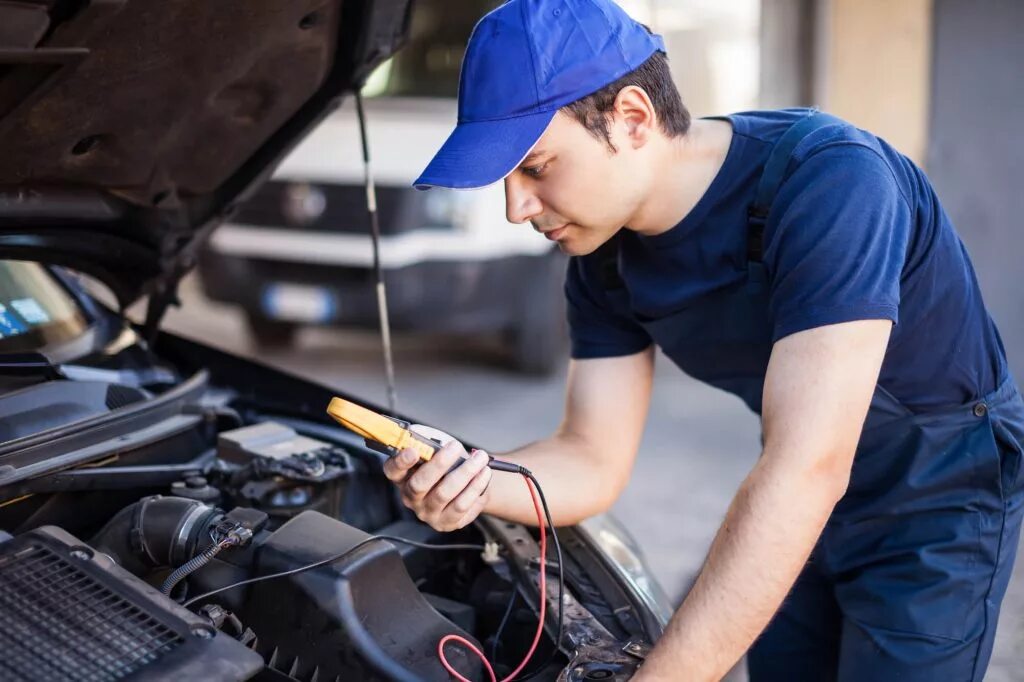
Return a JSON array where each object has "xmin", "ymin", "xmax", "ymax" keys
[{"xmin": 504, "ymin": 175, "xmax": 543, "ymax": 225}]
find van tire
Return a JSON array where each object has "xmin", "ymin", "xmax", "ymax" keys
[
  {"xmin": 510, "ymin": 251, "xmax": 568, "ymax": 376},
  {"xmin": 246, "ymin": 313, "xmax": 299, "ymax": 349}
]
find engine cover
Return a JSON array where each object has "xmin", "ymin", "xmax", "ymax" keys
[{"xmin": 236, "ymin": 511, "xmax": 482, "ymax": 682}]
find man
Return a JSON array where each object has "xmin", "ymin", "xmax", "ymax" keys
[{"xmin": 384, "ymin": 1, "xmax": 1024, "ymax": 679}]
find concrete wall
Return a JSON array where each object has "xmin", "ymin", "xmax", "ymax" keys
[
  {"xmin": 819, "ymin": 0, "xmax": 933, "ymax": 164},
  {"xmin": 761, "ymin": 0, "xmax": 932, "ymax": 164},
  {"xmin": 928, "ymin": 0, "xmax": 1024, "ymax": 380},
  {"xmin": 759, "ymin": 0, "xmax": 816, "ymax": 108}
]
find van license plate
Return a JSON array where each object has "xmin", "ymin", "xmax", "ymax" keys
[{"xmin": 261, "ymin": 284, "xmax": 336, "ymax": 323}]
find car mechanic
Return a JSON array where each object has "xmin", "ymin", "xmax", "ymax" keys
[{"xmin": 381, "ymin": 1, "xmax": 1024, "ymax": 680}]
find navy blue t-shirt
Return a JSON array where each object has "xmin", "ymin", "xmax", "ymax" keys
[{"xmin": 566, "ymin": 109, "xmax": 1006, "ymax": 413}]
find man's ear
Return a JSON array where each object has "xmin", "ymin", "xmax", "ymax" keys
[{"xmin": 613, "ymin": 85, "xmax": 656, "ymax": 149}]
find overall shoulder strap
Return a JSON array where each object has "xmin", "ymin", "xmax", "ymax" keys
[
  {"xmin": 747, "ymin": 110, "xmax": 843, "ymax": 262},
  {"xmin": 595, "ymin": 232, "xmax": 624, "ymax": 290}
]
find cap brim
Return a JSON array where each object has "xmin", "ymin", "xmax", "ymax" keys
[{"xmin": 414, "ymin": 109, "xmax": 557, "ymax": 190}]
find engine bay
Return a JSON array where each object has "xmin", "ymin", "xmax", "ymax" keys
[{"xmin": 0, "ymin": 331, "xmax": 655, "ymax": 681}]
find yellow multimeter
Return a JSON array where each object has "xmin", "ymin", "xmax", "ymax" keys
[
  {"xmin": 326, "ymin": 397, "xmax": 521, "ymax": 473},
  {"xmin": 326, "ymin": 397, "xmax": 441, "ymax": 462}
]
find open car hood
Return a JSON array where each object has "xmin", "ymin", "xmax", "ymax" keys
[{"xmin": 0, "ymin": 0, "xmax": 412, "ymax": 324}]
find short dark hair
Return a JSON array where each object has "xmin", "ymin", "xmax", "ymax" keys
[{"xmin": 562, "ymin": 51, "xmax": 690, "ymax": 152}]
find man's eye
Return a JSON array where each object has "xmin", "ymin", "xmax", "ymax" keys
[{"xmin": 522, "ymin": 163, "xmax": 547, "ymax": 179}]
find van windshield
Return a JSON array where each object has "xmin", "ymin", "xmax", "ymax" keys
[{"xmin": 362, "ymin": 0, "xmax": 498, "ymax": 98}]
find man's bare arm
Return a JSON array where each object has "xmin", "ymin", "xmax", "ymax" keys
[
  {"xmin": 383, "ymin": 347, "xmax": 655, "ymax": 530},
  {"xmin": 633, "ymin": 319, "xmax": 891, "ymax": 682},
  {"xmin": 485, "ymin": 347, "xmax": 655, "ymax": 525}
]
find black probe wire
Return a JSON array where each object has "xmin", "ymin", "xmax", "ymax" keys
[
  {"xmin": 491, "ymin": 589, "xmax": 520, "ymax": 662},
  {"xmin": 181, "ymin": 537, "xmax": 485, "ymax": 608},
  {"xmin": 485, "ymin": 462, "xmax": 565, "ymax": 663},
  {"xmin": 514, "ymin": 470, "xmax": 564, "ymax": 681}
]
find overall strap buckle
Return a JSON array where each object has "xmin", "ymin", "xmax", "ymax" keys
[{"xmin": 746, "ymin": 206, "xmax": 768, "ymax": 263}]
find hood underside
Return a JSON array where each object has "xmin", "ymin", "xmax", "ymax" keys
[{"xmin": 0, "ymin": 0, "xmax": 411, "ymax": 313}]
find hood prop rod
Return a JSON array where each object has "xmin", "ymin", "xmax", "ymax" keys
[{"xmin": 355, "ymin": 90, "xmax": 398, "ymax": 414}]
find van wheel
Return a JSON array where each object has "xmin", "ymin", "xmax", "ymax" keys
[
  {"xmin": 510, "ymin": 251, "xmax": 568, "ymax": 376},
  {"xmin": 246, "ymin": 313, "xmax": 299, "ymax": 349}
]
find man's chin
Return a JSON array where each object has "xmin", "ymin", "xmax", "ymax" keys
[
  {"xmin": 548, "ymin": 227, "xmax": 615, "ymax": 256},
  {"xmin": 555, "ymin": 239, "xmax": 585, "ymax": 256},
  {"xmin": 558, "ymin": 236, "xmax": 603, "ymax": 257}
]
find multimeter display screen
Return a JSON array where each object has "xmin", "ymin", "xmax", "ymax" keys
[{"xmin": 0, "ymin": 261, "xmax": 89, "ymax": 352}]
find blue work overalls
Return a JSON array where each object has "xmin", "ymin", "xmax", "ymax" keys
[{"xmin": 603, "ymin": 113, "xmax": 1024, "ymax": 680}]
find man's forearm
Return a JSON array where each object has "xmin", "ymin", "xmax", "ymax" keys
[
  {"xmin": 634, "ymin": 452, "xmax": 848, "ymax": 681},
  {"xmin": 482, "ymin": 434, "xmax": 617, "ymax": 527}
]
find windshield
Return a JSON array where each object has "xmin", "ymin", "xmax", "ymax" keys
[
  {"xmin": 0, "ymin": 261, "xmax": 89, "ymax": 353},
  {"xmin": 362, "ymin": 0, "xmax": 498, "ymax": 98}
]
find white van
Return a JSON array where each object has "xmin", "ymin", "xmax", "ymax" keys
[{"xmin": 198, "ymin": 0, "xmax": 566, "ymax": 374}]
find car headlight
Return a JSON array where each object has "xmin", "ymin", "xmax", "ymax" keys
[{"xmin": 578, "ymin": 513, "xmax": 675, "ymax": 633}]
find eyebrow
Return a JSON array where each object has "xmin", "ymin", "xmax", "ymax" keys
[{"xmin": 519, "ymin": 149, "xmax": 548, "ymax": 167}]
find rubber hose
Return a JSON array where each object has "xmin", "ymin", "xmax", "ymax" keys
[{"xmin": 91, "ymin": 496, "xmax": 221, "ymax": 575}]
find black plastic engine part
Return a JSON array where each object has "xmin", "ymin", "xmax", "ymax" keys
[
  {"xmin": 218, "ymin": 422, "xmax": 352, "ymax": 478},
  {"xmin": 0, "ymin": 381, "xmax": 123, "ymax": 442},
  {"xmin": 217, "ymin": 422, "xmax": 354, "ymax": 524},
  {"xmin": 233, "ymin": 510, "xmax": 483, "ymax": 682},
  {"xmin": 0, "ymin": 526, "xmax": 263, "ymax": 681},
  {"xmin": 170, "ymin": 474, "xmax": 223, "ymax": 505},
  {"xmin": 89, "ymin": 497, "xmax": 271, "ymax": 603},
  {"xmin": 90, "ymin": 495, "xmax": 222, "ymax": 576}
]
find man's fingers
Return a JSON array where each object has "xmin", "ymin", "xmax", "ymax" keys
[
  {"xmin": 403, "ymin": 440, "xmax": 464, "ymax": 500},
  {"xmin": 451, "ymin": 493, "xmax": 490, "ymax": 531},
  {"xmin": 383, "ymin": 448, "xmax": 420, "ymax": 483},
  {"xmin": 425, "ymin": 450, "xmax": 490, "ymax": 514},
  {"xmin": 445, "ymin": 463, "xmax": 492, "ymax": 517},
  {"xmin": 386, "ymin": 438, "xmax": 493, "ymax": 534}
]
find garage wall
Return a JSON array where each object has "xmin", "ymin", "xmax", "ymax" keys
[
  {"xmin": 820, "ymin": 0, "xmax": 932, "ymax": 165},
  {"xmin": 928, "ymin": 0, "xmax": 1024, "ymax": 380}
]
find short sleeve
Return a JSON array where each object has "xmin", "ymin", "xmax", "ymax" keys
[
  {"xmin": 764, "ymin": 144, "xmax": 912, "ymax": 342},
  {"xmin": 565, "ymin": 256, "xmax": 652, "ymax": 359}
]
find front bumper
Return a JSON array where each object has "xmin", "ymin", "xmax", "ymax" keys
[{"xmin": 197, "ymin": 248, "xmax": 547, "ymax": 333}]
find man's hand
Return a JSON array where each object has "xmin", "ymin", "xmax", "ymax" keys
[
  {"xmin": 381, "ymin": 349, "xmax": 656, "ymax": 532},
  {"xmin": 382, "ymin": 437, "xmax": 493, "ymax": 532}
]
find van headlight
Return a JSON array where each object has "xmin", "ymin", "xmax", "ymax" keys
[
  {"xmin": 282, "ymin": 182, "xmax": 328, "ymax": 227},
  {"xmin": 422, "ymin": 191, "xmax": 472, "ymax": 229}
]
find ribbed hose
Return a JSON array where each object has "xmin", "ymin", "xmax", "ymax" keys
[{"xmin": 160, "ymin": 541, "xmax": 228, "ymax": 597}]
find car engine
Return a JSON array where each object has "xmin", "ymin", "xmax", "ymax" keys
[{"xmin": 0, "ymin": 336, "xmax": 656, "ymax": 681}]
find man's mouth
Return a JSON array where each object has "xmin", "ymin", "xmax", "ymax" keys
[{"xmin": 540, "ymin": 224, "xmax": 570, "ymax": 241}]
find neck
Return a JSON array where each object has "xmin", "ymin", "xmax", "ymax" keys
[{"xmin": 626, "ymin": 118, "xmax": 733, "ymax": 237}]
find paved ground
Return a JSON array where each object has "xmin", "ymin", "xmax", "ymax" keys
[{"xmin": 159, "ymin": 275, "xmax": 1023, "ymax": 680}]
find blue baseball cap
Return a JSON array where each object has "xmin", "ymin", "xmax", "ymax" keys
[{"xmin": 414, "ymin": 0, "xmax": 665, "ymax": 190}]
